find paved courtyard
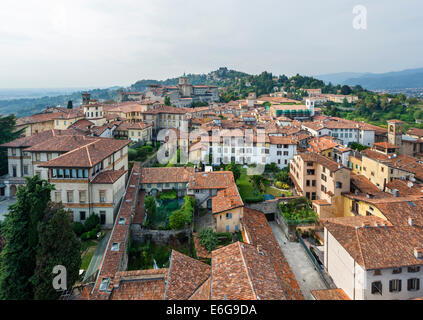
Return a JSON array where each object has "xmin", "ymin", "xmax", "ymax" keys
[
  {"xmin": 269, "ymin": 221, "xmax": 327, "ymax": 300},
  {"xmin": 0, "ymin": 198, "xmax": 16, "ymax": 222}
]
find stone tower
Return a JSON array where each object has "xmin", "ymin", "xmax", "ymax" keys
[
  {"xmin": 178, "ymin": 76, "xmax": 193, "ymax": 97},
  {"xmin": 82, "ymin": 92, "xmax": 91, "ymax": 105},
  {"xmin": 387, "ymin": 119, "xmax": 403, "ymax": 148}
]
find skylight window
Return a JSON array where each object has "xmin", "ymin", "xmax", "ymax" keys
[
  {"xmin": 99, "ymin": 278, "xmax": 110, "ymax": 292},
  {"xmin": 111, "ymin": 243, "xmax": 120, "ymax": 251},
  {"xmin": 119, "ymin": 218, "xmax": 126, "ymax": 225}
]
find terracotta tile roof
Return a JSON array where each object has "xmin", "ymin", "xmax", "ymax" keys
[
  {"xmin": 268, "ymin": 136, "xmax": 297, "ymax": 145},
  {"xmin": 68, "ymin": 119, "xmax": 94, "ymax": 130},
  {"xmin": 210, "ymin": 242, "xmax": 287, "ymax": 300},
  {"xmin": 298, "ymin": 152, "xmax": 346, "ymax": 172},
  {"xmin": 165, "ymin": 250, "xmax": 211, "ymax": 300},
  {"xmin": 0, "ymin": 129, "xmax": 78, "ymax": 148},
  {"xmin": 140, "ymin": 167, "xmax": 195, "ymax": 184},
  {"xmin": 16, "ymin": 112, "xmax": 63, "ymax": 125},
  {"xmin": 350, "ymin": 173, "xmax": 383, "ymax": 195},
  {"xmin": 92, "ymin": 170, "xmax": 127, "ymax": 184},
  {"xmin": 362, "ymin": 150, "xmax": 423, "ymax": 181},
  {"xmin": 374, "ymin": 142, "xmax": 399, "ymax": 149},
  {"xmin": 242, "ymin": 208, "xmax": 303, "ymax": 300},
  {"xmin": 110, "ymin": 269, "xmax": 167, "ymax": 300},
  {"xmin": 143, "ymin": 105, "xmax": 190, "ymax": 115},
  {"xmin": 189, "ymin": 171, "xmax": 234, "ymax": 190},
  {"xmin": 311, "ymin": 288, "xmax": 351, "ymax": 300},
  {"xmin": 24, "ymin": 135, "xmax": 95, "ymax": 152},
  {"xmin": 407, "ymin": 128, "xmax": 423, "ymax": 138},
  {"xmin": 323, "ymin": 215, "xmax": 392, "ymax": 228},
  {"xmin": 386, "ymin": 179, "xmax": 423, "ymax": 196},
  {"xmin": 212, "ymin": 184, "xmax": 244, "ymax": 214},
  {"xmin": 128, "ymin": 122, "xmax": 153, "ymax": 130},
  {"xmin": 189, "ymin": 278, "xmax": 211, "ymax": 300},
  {"xmin": 41, "ymin": 138, "xmax": 130, "ymax": 168},
  {"xmin": 375, "ymin": 198, "xmax": 423, "ymax": 227},
  {"xmin": 308, "ymin": 136, "xmax": 339, "ymax": 153},
  {"xmin": 88, "ymin": 163, "xmax": 142, "ymax": 300},
  {"xmin": 107, "ymin": 102, "xmax": 147, "ymax": 113},
  {"xmin": 323, "ymin": 217, "xmax": 423, "ymax": 269}
]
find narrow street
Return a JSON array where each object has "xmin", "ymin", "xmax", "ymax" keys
[{"xmin": 269, "ymin": 221, "xmax": 327, "ymax": 300}]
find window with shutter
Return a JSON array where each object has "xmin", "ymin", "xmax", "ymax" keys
[
  {"xmin": 408, "ymin": 278, "xmax": 420, "ymax": 291},
  {"xmin": 389, "ymin": 279, "xmax": 402, "ymax": 292}
]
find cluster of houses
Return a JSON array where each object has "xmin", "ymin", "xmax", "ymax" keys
[{"xmin": 2, "ymin": 80, "xmax": 423, "ymax": 301}]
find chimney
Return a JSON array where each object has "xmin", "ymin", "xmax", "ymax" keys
[
  {"xmin": 409, "ymin": 217, "xmax": 415, "ymax": 227},
  {"xmin": 392, "ymin": 189, "xmax": 400, "ymax": 197}
]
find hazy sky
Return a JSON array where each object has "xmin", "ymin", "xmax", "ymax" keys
[{"xmin": 0, "ymin": 0, "xmax": 422, "ymax": 88}]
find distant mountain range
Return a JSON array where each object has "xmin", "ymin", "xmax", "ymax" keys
[{"xmin": 315, "ymin": 67, "xmax": 423, "ymax": 90}]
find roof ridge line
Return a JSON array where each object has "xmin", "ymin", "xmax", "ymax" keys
[
  {"xmin": 237, "ymin": 242, "xmax": 258, "ymax": 300},
  {"xmin": 355, "ymin": 227, "xmax": 366, "ymax": 269}
]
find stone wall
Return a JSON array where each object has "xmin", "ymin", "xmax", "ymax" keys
[
  {"xmin": 130, "ymin": 225, "xmax": 191, "ymax": 245},
  {"xmin": 274, "ymin": 211, "xmax": 298, "ymax": 242},
  {"xmin": 245, "ymin": 196, "xmax": 299, "ymax": 214}
]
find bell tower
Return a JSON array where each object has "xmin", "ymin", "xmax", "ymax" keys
[{"xmin": 387, "ymin": 119, "xmax": 403, "ymax": 148}]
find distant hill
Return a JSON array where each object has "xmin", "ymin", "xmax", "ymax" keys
[
  {"xmin": 315, "ymin": 67, "xmax": 423, "ymax": 90},
  {"xmin": 130, "ymin": 67, "xmax": 250, "ymax": 91},
  {"xmin": 315, "ymin": 72, "xmax": 370, "ymax": 85},
  {"xmin": 0, "ymin": 67, "xmax": 250, "ymax": 117}
]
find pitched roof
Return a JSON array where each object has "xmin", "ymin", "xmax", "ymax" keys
[
  {"xmin": 362, "ymin": 150, "xmax": 423, "ymax": 181},
  {"xmin": 297, "ymin": 152, "xmax": 346, "ymax": 172},
  {"xmin": 242, "ymin": 208, "xmax": 304, "ymax": 300},
  {"xmin": 164, "ymin": 250, "xmax": 211, "ymax": 300},
  {"xmin": 110, "ymin": 269, "xmax": 167, "ymax": 300},
  {"xmin": 212, "ymin": 184, "xmax": 244, "ymax": 214},
  {"xmin": 24, "ymin": 135, "xmax": 95, "ymax": 152},
  {"xmin": 311, "ymin": 289, "xmax": 351, "ymax": 300},
  {"xmin": 350, "ymin": 173, "xmax": 384, "ymax": 195},
  {"xmin": 268, "ymin": 136, "xmax": 297, "ymax": 145},
  {"xmin": 407, "ymin": 128, "xmax": 423, "ymax": 138},
  {"xmin": 128, "ymin": 122, "xmax": 153, "ymax": 130},
  {"xmin": 189, "ymin": 171, "xmax": 234, "ymax": 190},
  {"xmin": 210, "ymin": 242, "xmax": 287, "ymax": 300},
  {"xmin": 92, "ymin": 170, "xmax": 127, "ymax": 184},
  {"xmin": 90, "ymin": 163, "xmax": 142, "ymax": 299},
  {"xmin": 1, "ymin": 129, "xmax": 77, "ymax": 148},
  {"xmin": 140, "ymin": 167, "xmax": 195, "ymax": 184},
  {"xmin": 41, "ymin": 138, "xmax": 130, "ymax": 168},
  {"xmin": 323, "ymin": 217, "xmax": 423, "ymax": 270}
]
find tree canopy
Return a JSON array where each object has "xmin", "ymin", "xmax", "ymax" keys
[
  {"xmin": 0, "ymin": 115, "xmax": 24, "ymax": 175},
  {"xmin": 0, "ymin": 176, "xmax": 54, "ymax": 299}
]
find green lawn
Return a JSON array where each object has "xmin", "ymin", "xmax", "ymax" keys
[
  {"xmin": 236, "ymin": 169, "xmax": 263, "ymax": 202},
  {"xmin": 265, "ymin": 186, "xmax": 293, "ymax": 197},
  {"xmin": 80, "ymin": 240, "xmax": 98, "ymax": 270}
]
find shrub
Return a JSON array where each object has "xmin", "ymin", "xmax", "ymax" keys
[
  {"xmin": 80, "ymin": 232, "xmax": 90, "ymax": 241},
  {"xmin": 198, "ymin": 228, "xmax": 219, "ymax": 252},
  {"xmin": 157, "ymin": 190, "xmax": 177, "ymax": 201},
  {"xmin": 73, "ymin": 222, "xmax": 85, "ymax": 236},
  {"xmin": 85, "ymin": 214, "xmax": 100, "ymax": 232},
  {"xmin": 169, "ymin": 210, "xmax": 186, "ymax": 230},
  {"xmin": 144, "ymin": 196, "xmax": 157, "ymax": 217}
]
